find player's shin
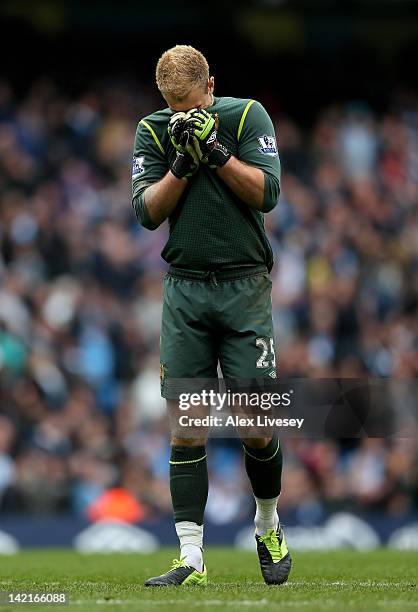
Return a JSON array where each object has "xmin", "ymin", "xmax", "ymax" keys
[
  {"xmin": 170, "ymin": 444, "xmax": 208, "ymax": 572},
  {"xmin": 242, "ymin": 435, "xmax": 282, "ymax": 534}
]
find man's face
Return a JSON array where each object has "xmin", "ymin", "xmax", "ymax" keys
[{"xmin": 164, "ymin": 77, "xmax": 214, "ymax": 112}]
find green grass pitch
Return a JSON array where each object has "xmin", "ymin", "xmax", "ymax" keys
[{"xmin": 0, "ymin": 548, "xmax": 417, "ymax": 611}]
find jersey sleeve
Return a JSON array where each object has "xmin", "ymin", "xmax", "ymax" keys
[
  {"xmin": 131, "ymin": 120, "xmax": 168, "ymax": 230},
  {"xmin": 237, "ymin": 100, "xmax": 281, "ymax": 213}
]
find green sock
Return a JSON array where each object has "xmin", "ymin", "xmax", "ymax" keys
[
  {"xmin": 242, "ymin": 436, "xmax": 282, "ymax": 499},
  {"xmin": 169, "ymin": 445, "xmax": 208, "ymax": 525}
]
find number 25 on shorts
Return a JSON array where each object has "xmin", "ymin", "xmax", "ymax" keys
[{"xmin": 256, "ymin": 337, "xmax": 276, "ymax": 369}]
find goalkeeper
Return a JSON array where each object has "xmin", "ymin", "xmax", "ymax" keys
[{"xmin": 132, "ymin": 45, "xmax": 291, "ymax": 587}]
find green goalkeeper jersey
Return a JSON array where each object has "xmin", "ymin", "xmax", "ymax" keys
[{"xmin": 131, "ymin": 97, "xmax": 280, "ymax": 271}]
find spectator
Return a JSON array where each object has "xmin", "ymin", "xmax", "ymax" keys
[{"xmin": 0, "ymin": 79, "xmax": 417, "ymax": 520}]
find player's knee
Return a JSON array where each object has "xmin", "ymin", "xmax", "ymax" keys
[
  {"xmin": 241, "ymin": 436, "xmax": 272, "ymax": 449},
  {"xmin": 171, "ymin": 436, "xmax": 207, "ymax": 447}
]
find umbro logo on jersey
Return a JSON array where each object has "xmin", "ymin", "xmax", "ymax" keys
[
  {"xmin": 132, "ymin": 155, "xmax": 145, "ymax": 177},
  {"xmin": 258, "ymin": 135, "xmax": 278, "ymax": 156}
]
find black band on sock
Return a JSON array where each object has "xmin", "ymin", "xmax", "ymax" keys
[
  {"xmin": 242, "ymin": 436, "xmax": 282, "ymax": 499},
  {"xmin": 170, "ymin": 445, "xmax": 208, "ymax": 525}
]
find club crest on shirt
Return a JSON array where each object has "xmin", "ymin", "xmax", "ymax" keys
[
  {"xmin": 132, "ymin": 155, "xmax": 145, "ymax": 177},
  {"xmin": 258, "ymin": 135, "xmax": 278, "ymax": 156}
]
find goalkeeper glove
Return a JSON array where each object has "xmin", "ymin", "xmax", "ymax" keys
[
  {"xmin": 168, "ymin": 112, "xmax": 199, "ymax": 180},
  {"xmin": 170, "ymin": 151, "xmax": 199, "ymax": 180},
  {"xmin": 168, "ymin": 112, "xmax": 189, "ymax": 153},
  {"xmin": 185, "ymin": 108, "xmax": 231, "ymax": 169}
]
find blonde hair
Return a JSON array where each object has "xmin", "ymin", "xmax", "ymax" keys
[{"xmin": 156, "ymin": 45, "xmax": 209, "ymax": 101}]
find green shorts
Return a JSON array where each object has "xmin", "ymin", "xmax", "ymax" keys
[{"xmin": 160, "ymin": 265, "xmax": 277, "ymax": 398}]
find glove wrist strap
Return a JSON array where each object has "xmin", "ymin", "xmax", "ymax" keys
[
  {"xmin": 207, "ymin": 143, "xmax": 231, "ymax": 168},
  {"xmin": 171, "ymin": 152, "xmax": 196, "ymax": 180},
  {"xmin": 170, "ymin": 166, "xmax": 186, "ymax": 180}
]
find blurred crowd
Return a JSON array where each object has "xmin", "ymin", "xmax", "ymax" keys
[{"xmin": 0, "ymin": 78, "xmax": 417, "ymax": 522}]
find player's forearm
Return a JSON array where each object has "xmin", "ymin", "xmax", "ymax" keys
[
  {"xmin": 216, "ymin": 156, "xmax": 265, "ymax": 210},
  {"xmin": 143, "ymin": 171, "xmax": 188, "ymax": 227}
]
